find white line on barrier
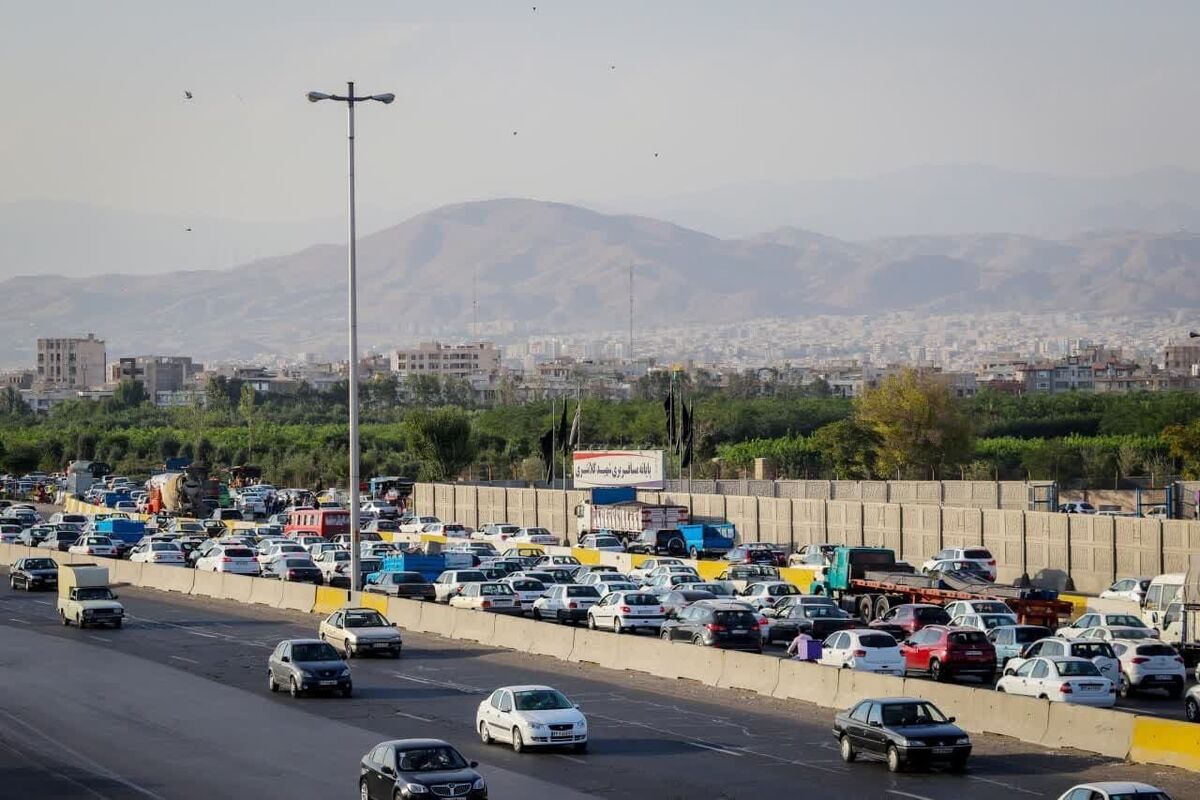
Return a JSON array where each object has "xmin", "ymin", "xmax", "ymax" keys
[{"xmin": 8, "ymin": 617, "xmax": 29, "ymax": 624}]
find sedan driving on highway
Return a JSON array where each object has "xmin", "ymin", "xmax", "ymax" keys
[
  {"xmin": 834, "ymin": 697, "xmax": 970, "ymax": 773},
  {"xmin": 267, "ymin": 639, "xmax": 352, "ymax": 697},
  {"xmin": 196, "ymin": 544, "xmax": 260, "ymax": 575},
  {"xmin": 319, "ymin": 608, "xmax": 402, "ymax": 658},
  {"xmin": 8, "ymin": 557, "xmax": 58, "ymax": 591},
  {"xmin": 477, "ymin": 685, "xmax": 587, "ymax": 753},
  {"xmin": 360, "ymin": 739, "xmax": 487, "ymax": 800},
  {"xmin": 68, "ymin": 535, "xmax": 117, "ymax": 558},
  {"xmin": 995, "ymin": 656, "xmax": 1116, "ymax": 706}
]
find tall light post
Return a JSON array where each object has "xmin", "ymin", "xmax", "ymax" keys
[{"xmin": 307, "ymin": 82, "xmax": 394, "ymax": 590}]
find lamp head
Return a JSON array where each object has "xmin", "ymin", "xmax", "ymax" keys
[
  {"xmin": 306, "ymin": 91, "xmax": 332, "ymax": 103},
  {"xmin": 372, "ymin": 93, "xmax": 395, "ymax": 104}
]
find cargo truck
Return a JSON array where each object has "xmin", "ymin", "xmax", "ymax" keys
[
  {"xmin": 809, "ymin": 546, "xmax": 1073, "ymax": 628},
  {"xmin": 626, "ymin": 522, "xmax": 737, "ymax": 559},
  {"xmin": 573, "ymin": 487, "xmax": 688, "ymax": 544},
  {"xmin": 58, "ymin": 564, "xmax": 124, "ymax": 629}
]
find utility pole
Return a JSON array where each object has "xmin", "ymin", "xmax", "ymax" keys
[{"xmin": 628, "ymin": 261, "xmax": 634, "ymax": 362}]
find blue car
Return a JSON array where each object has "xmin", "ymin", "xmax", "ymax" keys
[{"xmin": 986, "ymin": 624, "xmax": 1052, "ymax": 671}]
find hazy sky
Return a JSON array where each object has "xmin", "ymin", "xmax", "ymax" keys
[{"xmin": 4, "ymin": 1, "xmax": 1199, "ymax": 224}]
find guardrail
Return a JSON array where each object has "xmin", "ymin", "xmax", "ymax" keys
[{"xmin": 2, "ymin": 541, "xmax": 1196, "ymax": 774}]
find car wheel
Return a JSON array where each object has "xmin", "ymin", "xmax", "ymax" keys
[
  {"xmin": 886, "ymin": 745, "xmax": 903, "ymax": 773},
  {"xmin": 112, "ymin": 620, "xmax": 122, "ymax": 629},
  {"xmin": 1185, "ymin": 697, "xmax": 1199, "ymax": 722},
  {"xmin": 556, "ymin": 610, "xmax": 567, "ymax": 624},
  {"xmin": 268, "ymin": 672, "xmax": 278, "ymax": 692},
  {"xmin": 587, "ymin": 615, "xmax": 597, "ymax": 630},
  {"xmin": 930, "ymin": 659, "xmax": 946, "ymax": 683},
  {"xmin": 511, "ymin": 727, "xmax": 525, "ymax": 753},
  {"xmin": 345, "ymin": 644, "xmax": 356, "ymax": 659},
  {"xmin": 839, "ymin": 735, "xmax": 856, "ymax": 763},
  {"xmin": 614, "ymin": 618, "xmax": 624, "ymax": 635},
  {"xmin": 60, "ymin": 610, "xmax": 70, "ymax": 626},
  {"xmin": 691, "ymin": 634, "xmax": 705, "ymax": 646},
  {"xmin": 532, "ymin": 608, "xmax": 542, "ymax": 621},
  {"xmin": 76, "ymin": 613, "xmax": 85, "ymax": 628},
  {"xmin": 1119, "ymin": 674, "xmax": 1135, "ymax": 699},
  {"xmin": 7, "ymin": 578, "xmax": 13, "ymax": 590},
  {"xmin": 996, "ymin": 685, "xmax": 1005, "ymax": 693},
  {"xmin": 660, "ymin": 628, "xmax": 671, "ymax": 641},
  {"xmin": 359, "ymin": 780, "xmax": 370, "ymax": 800},
  {"xmin": 290, "ymin": 678, "xmax": 301, "ymax": 698},
  {"xmin": 689, "ymin": 546, "xmax": 699, "ymax": 560},
  {"xmin": 479, "ymin": 721, "xmax": 493, "ymax": 744}
]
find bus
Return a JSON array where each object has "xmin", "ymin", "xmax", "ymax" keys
[{"xmin": 285, "ymin": 508, "xmax": 351, "ymax": 539}]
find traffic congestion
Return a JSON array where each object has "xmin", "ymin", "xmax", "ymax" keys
[{"xmin": 1, "ymin": 469, "xmax": 1196, "ymax": 798}]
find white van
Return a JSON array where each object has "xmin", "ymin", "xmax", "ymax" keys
[{"xmin": 1143, "ymin": 572, "xmax": 1200, "ymax": 664}]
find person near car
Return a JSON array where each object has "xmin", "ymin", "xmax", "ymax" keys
[{"xmin": 786, "ymin": 630, "xmax": 814, "ymax": 660}]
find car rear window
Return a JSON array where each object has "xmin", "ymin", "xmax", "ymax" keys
[
  {"xmin": 858, "ymin": 633, "xmax": 898, "ymax": 648},
  {"xmin": 949, "ymin": 631, "xmax": 988, "ymax": 645},
  {"xmin": 455, "ymin": 571, "xmax": 486, "ymax": 582},
  {"xmin": 223, "ymin": 548, "xmax": 255, "ymax": 558},
  {"xmin": 963, "ymin": 549, "xmax": 992, "ymax": 559},
  {"xmin": 567, "ymin": 586, "xmax": 601, "ymax": 598},
  {"xmin": 1014, "ymin": 627, "xmax": 1051, "ymax": 643},
  {"xmin": 915, "ymin": 607, "xmax": 951, "ymax": 622},
  {"xmin": 1054, "ymin": 660, "xmax": 1101, "ymax": 677},
  {"xmin": 713, "ymin": 610, "xmax": 757, "ymax": 626},
  {"xmin": 1136, "ymin": 644, "xmax": 1178, "ymax": 657},
  {"xmin": 625, "ymin": 593, "xmax": 659, "ymax": 605},
  {"xmin": 1070, "ymin": 642, "xmax": 1115, "ymax": 659},
  {"xmin": 283, "ymin": 559, "xmax": 314, "ymax": 567}
]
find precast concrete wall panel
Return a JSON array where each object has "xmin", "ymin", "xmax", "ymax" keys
[{"xmin": 901, "ymin": 504, "xmax": 942, "ymax": 564}]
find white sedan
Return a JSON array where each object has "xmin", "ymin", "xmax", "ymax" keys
[
  {"xmin": 818, "ymin": 629, "xmax": 905, "ymax": 674},
  {"xmin": 1055, "ymin": 783, "xmax": 1172, "ymax": 800},
  {"xmin": 921, "ymin": 547, "xmax": 997, "ymax": 580},
  {"xmin": 129, "ymin": 541, "xmax": 187, "ymax": 565},
  {"xmin": 586, "ymin": 591, "xmax": 666, "ymax": 634},
  {"xmin": 449, "ymin": 582, "xmax": 521, "ymax": 613},
  {"xmin": 995, "ymin": 656, "xmax": 1116, "ymax": 707},
  {"xmin": 477, "ymin": 685, "xmax": 587, "ymax": 753},
  {"xmin": 68, "ymin": 536, "xmax": 117, "ymax": 558},
  {"xmin": 500, "ymin": 577, "xmax": 548, "ymax": 611},
  {"xmin": 949, "ymin": 612, "xmax": 1018, "ymax": 632},
  {"xmin": 578, "ymin": 534, "xmax": 625, "ymax": 552},
  {"xmin": 1098, "ymin": 578, "xmax": 1150, "ymax": 605},
  {"xmin": 1057, "ymin": 613, "xmax": 1150, "ymax": 639},
  {"xmin": 629, "ymin": 557, "xmax": 685, "ymax": 583}
]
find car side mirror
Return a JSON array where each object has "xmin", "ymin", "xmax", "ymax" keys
[
  {"xmin": 868, "ymin": 721, "xmax": 881, "ymax": 728},
  {"xmin": 469, "ymin": 761, "xmax": 479, "ymax": 769},
  {"xmin": 381, "ymin": 766, "xmax": 394, "ymax": 776},
  {"xmin": 281, "ymin": 656, "xmax": 290, "ymax": 663},
  {"xmin": 111, "ymin": 593, "xmax": 119, "ymax": 599},
  {"xmin": 947, "ymin": 716, "xmax": 956, "ymax": 723}
]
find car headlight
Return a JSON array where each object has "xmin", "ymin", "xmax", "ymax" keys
[
  {"xmin": 339, "ymin": 668, "xmax": 351, "ymax": 678},
  {"xmin": 403, "ymin": 783, "xmax": 429, "ymax": 794},
  {"xmin": 472, "ymin": 778, "xmax": 486, "ymax": 790},
  {"xmin": 900, "ymin": 738, "xmax": 919, "ymax": 747},
  {"xmin": 955, "ymin": 737, "xmax": 971, "ymax": 745},
  {"xmin": 529, "ymin": 722, "xmax": 547, "ymax": 731}
]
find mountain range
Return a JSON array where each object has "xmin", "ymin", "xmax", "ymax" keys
[{"xmin": 1, "ymin": 196, "xmax": 1199, "ymax": 366}]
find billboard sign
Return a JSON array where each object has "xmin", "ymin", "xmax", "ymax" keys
[{"xmin": 573, "ymin": 450, "xmax": 665, "ymax": 489}]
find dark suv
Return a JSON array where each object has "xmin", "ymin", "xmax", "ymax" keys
[{"xmin": 659, "ymin": 600, "xmax": 762, "ymax": 652}]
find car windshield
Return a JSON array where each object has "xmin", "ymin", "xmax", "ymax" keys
[
  {"xmin": 1071, "ymin": 642, "xmax": 1115, "ymax": 659},
  {"xmin": 1106, "ymin": 615, "xmax": 1145, "ymax": 627},
  {"xmin": 481, "ymin": 584, "xmax": 515, "ymax": 595},
  {"xmin": 396, "ymin": 746, "xmax": 468, "ymax": 773},
  {"xmin": 566, "ymin": 586, "xmax": 600, "ymax": 598},
  {"xmin": 624, "ymin": 593, "xmax": 659, "ymax": 605},
  {"xmin": 390, "ymin": 573, "xmax": 425, "ymax": 585},
  {"xmin": 979, "ymin": 615, "xmax": 1016, "ymax": 628},
  {"xmin": 881, "ymin": 702, "xmax": 949, "ymax": 727},
  {"xmin": 858, "ymin": 633, "xmax": 898, "ymax": 648},
  {"xmin": 963, "ymin": 549, "xmax": 992, "ymax": 559},
  {"xmin": 345, "ymin": 611, "xmax": 388, "ymax": 627},
  {"xmin": 283, "ymin": 559, "xmax": 314, "ymax": 568},
  {"xmin": 948, "ymin": 631, "xmax": 988, "ymax": 645},
  {"xmin": 971, "ymin": 602, "xmax": 1010, "ymax": 614},
  {"xmin": 456, "ymin": 572, "xmax": 486, "ymax": 582},
  {"xmin": 1114, "ymin": 628, "xmax": 1154, "ymax": 640},
  {"xmin": 1053, "ymin": 660, "xmax": 1101, "ymax": 677},
  {"xmin": 513, "ymin": 689, "xmax": 573, "ymax": 711},
  {"xmin": 915, "ymin": 608, "xmax": 951, "ymax": 622},
  {"xmin": 1014, "ymin": 627, "xmax": 1051, "ymax": 643},
  {"xmin": 511, "ymin": 580, "xmax": 544, "ymax": 590},
  {"xmin": 1136, "ymin": 643, "xmax": 1178, "ymax": 657},
  {"xmin": 291, "ymin": 642, "xmax": 340, "ymax": 661},
  {"xmin": 24, "ymin": 559, "xmax": 56, "ymax": 570},
  {"xmin": 803, "ymin": 606, "xmax": 844, "ymax": 618},
  {"xmin": 76, "ymin": 587, "xmax": 114, "ymax": 601},
  {"xmin": 593, "ymin": 537, "xmax": 621, "ymax": 547},
  {"xmin": 713, "ymin": 610, "xmax": 757, "ymax": 626}
]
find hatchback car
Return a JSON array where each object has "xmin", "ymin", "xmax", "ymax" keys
[
  {"xmin": 1058, "ymin": 612, "xmax": 1150, "ymax": 639},
  {"xmin": 360, "ymin": 739, "xmax": 486, "ymax": 800},
  {"xmin": 319, "ymin": 608, "xmax": 402, "ymax": 658},
  {"xmin": 819, "ymin": 630, "xmax": 905, "ymax": 674},
  {"xmin": 921, "ymin": 547, "xmax": 997, "ymax": 581},
  {"xmin": 1005, "ymin": 637, "xmax": 1120, "ymax": 685},
  {"xmin": 267, "ymin": 639, "xmax": 352, "ymax": 697},
  {"xmin": 532, "ymin": 584, "xmax": 602, "ymax": 623},
  {"xmin": 587, "ymin": 591, "xmax": 665, "ymax": 633},
  {"xmin": 450, "ymin": 582, "xmax": 521, "ymax": 613},
  {"xmin": 659, "ymin": 600, "xmax": 762, "ymax": 652},
  {"xmin": 1054, "ymin": 783, "xmax": 1172, "ymax": 800},
  {"xmin": 739, "ymin": 581, "xmax": 801, "ymax": 609},
  {"xmin": 995, "ymin": 656, "xmax": 1116, "ymax": 707},
  {"xmin": 900, "ymin": 625, "xmax": 996, "ymax": 682},
  {"xmin": 949, "ymin": 612, "xmax": 1018, "ymax": 632},
  {"xmin": 1100, "ymin": 578, "xmax": 1151, "ymax": 604},
  {"xmin": 477, "ymin": 685, "xmax": 587, "ymax": 753},
  {"xmin": 834, "ymin": 697, "xmax": 970, "ymax": 773},
  {"xmin": 1109, "ymin": 640, "xmax": 1187, "ymax": 698},
  {"xmin": 265, "ymin": 556, "xmax": 324, "ymax": 584},
  {"xmin": 1185, "ymin": 684, "xmax": 1199, "ymax": 723},
  {"xmin": 987, "ymin": 625, "xmax": 1053, "ymax": 670}
]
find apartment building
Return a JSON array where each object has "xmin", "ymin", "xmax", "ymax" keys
[
  {"xmin": 389, "ymin": 341, "xmax": 500, "ymax": 379},
  {"xmin": 110, "ymin": 355, "xmax": 203, "ymax": 398},
  {"xmin": 36, "ymin": 333, "xmax": 106, "ymax": 389}
]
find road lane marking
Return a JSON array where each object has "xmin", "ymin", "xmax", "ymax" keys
[
  {"xmin": 967, "ymin": 776, "xmax": 1040, "ymax": 796},
  {"xmin": 169, "ymin": 655, "xmax": 199, "ymax": 664},
  {"xmin": 887, "ymin": 792, "xmax": 936, "ymax": 800},
  {"xmin": 0, "ymin": 735, "xmax": 108, "ymax": 800},
  {"xmin": 685, "ymin": 741, "xmax": 744, "ymax": 756},
  {"xmin": 32, "ymin": 600, "xmax": 52, "ymax": 605},
  {"xmin": 8, "ymin": 618, "xmax": 30, "ymax": 624},
  {"xmin": 554, "ymin": 754, "xmax": 588, "ymax": 765},
  {"xmin": 394, "ymin": 711, "xmax": 434, "ymax": 722},
  {"xmin": 393, "ymin": 672, "xmax": 485, "ymax": 694},
  {"xmin": 187, "ymin": 630, "xmax": 219, "ymax": 638},
  {"xmin": 87, "ymin": 635, "xmax": 110, "ymax": 643}
]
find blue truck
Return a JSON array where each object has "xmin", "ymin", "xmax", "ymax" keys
[
  {"xmin": 626, "ymin": 521, "xmax": 737, "ymax": 559},
  {"xmin": 380, "ymin": 551, "xmax": 474, "ymax": 583},
  {"xmin": 93, "ymin": 517, "xmax": 147, "ymax": 557}
]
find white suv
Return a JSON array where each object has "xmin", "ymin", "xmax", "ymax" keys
[
  {"xmin": 433, "ymin": 569, "xmax": 488, "ymax": 603},
  {"xmin": 921, "ymin": 547, "xmax": 996, "ymax": 581},
  {"xmin": 196, "ymin": 544, "xmax": 260, "ymax": 574}
]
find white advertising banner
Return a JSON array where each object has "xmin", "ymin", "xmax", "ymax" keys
[{"xmin": 572, "ymin": 450, "xmax": 666, "ymax": 489}]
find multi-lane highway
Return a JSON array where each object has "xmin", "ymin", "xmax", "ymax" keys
[{"xmin": 1, "ymin": 572, "xmax": 1193, "ymax": 800}]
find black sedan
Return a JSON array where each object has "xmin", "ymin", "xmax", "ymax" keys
[
  {"xmin": 833, "ymin": 697, "xmax": 971, "ymax": 773},
  {"xmin": 9, "ymin": 557, "xmax": 59, "ymax": 591},
  {"xmin": 363, "ymin": 571, "xmax": 436, "ymax": 601},
  {"xmin": 765, "ymin": 604, "xmax": 855, "ymax": 644},
  {"xmin": 264, "ymin": 557, "xmax": 324, "ymax": 585},
  {"xmin": 360, "ymin": 738, "xmax": 486, "ymax": 800}
]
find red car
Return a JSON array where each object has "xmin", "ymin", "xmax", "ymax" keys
[
  {"xmin": 868, "ymin": 603, "xmax": 950, "ymax": 640},
  {"xmin": 899, "ymin": 625, "xmax": 997, "ymax": 682}
]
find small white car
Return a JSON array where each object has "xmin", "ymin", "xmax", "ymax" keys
[
  {"xmin": 258, "ymin": 541, "xmax": 309, "ymax": 567},
  {"xmin": 68, "ymin": 536, "xmax": 117, "ymax": 558},
  {"xmin": 432, "ymin": 569, "xmax": 489, "ymax": 603},
  {"xmin": 501, "ymin": 577, "xmax": 548, "ymax": 611},
  {"xmin": 313, "ymin": 549, "xmax": 352, "ymax": 582},
  {"xmin": 1003, "ymin": 637, "xmax": 1120, "ymax": 685},
  {"xmin": 922, "ymin": 547, "xmax": 997, "ymax": 580},
  {"xmin": 1108, "ymin": 640, "xmax": 1187, "ymax": 698},
  {"xmin": 1099, "ymin": 578, "xmax": 1150, "ymax": 604},
  {"xmin": 949, "ymin": 613, "xmax": 1018, "ymax": 632},
  {"xmin": 1055, "ymin": 783, "xmax": 1172, "ymax": 800},
  {"xmin": 398, "ymin": 516, "xmax": 439, "ymax": 534},
  {"xmin": 450, "ymin": 582, "xmax": 521, "ymax": 613},
  {"xmin": 129, "ymin": 541, "xmax": 187, "ymax": 565},
  {"xmin": 738, "ymin": 581, "xmax": 801, "ymax": 609},
  {"xmin": 195, "ymin": 544, "xmax": 260, "ymax": 575},
  {"xmin": 512, "ymin": 527, "xmax": 558, "ymax": 546},
  {"xmin": 1057, "ymin": 612, "xmax": 1150, "ymax": 639},
  {"xmin": 629, "ymin": 557, "xmax": 685, "ymax": 583},
  {"xmin": 579, "ymin": 571, "xmax": 630, "ymax": 587},
  {"xmin": 577, "ymin": 534, "xmax": 625, "ymax": 552},
  {"xmin": 818, "ymin": 629, "xmax": 905, "ymax": 674},
  {"xmin": 477, "ymin": 685, "xmax": 587, "ymax": 753},
  {"xmin": 423, "ymin": 522, "xmax": 470, "ymax": 539},
  {"xmin": 644, "ymin": 565, "xmax": 700, "ymax": 583},
  {"xmin": 593, "ymin": 581, "xmax": 639, "ymax": 596},
  {"xmin": 995, "ymin": 656, "xmax": 1116, "ymax": 707},
  {"xmin": 943, "ymin": 599, "xmax": 1013, "ymax": 619},
  {"xmin": 1076, "ymin": 626, "xmax": 1159, "ymax": 645},
  {"xmin": 587, "ymin": 590, "xmax": 666, "ymax": 633},
  {"xmin": 532, "ymin": 584, "xmax": 602, "ymax": 624},
  {"xmin": 474, "ymin": 522, "xmax": 521, "ymax": 543}
]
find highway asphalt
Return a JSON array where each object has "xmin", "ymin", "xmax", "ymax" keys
[{"xmin": 1, "ymin": 573, "xmax": 1196, "ymax": 800}]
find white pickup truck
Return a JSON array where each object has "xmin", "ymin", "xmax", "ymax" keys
[{"xmin": 58, "ymin": 564, "xmax": 124, "ymax": 629}]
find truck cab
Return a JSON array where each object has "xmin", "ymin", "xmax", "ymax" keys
[
  {"xmin": 58, "ymin": 564, "xmax": 124, "ymax": 629},
  {"xmin": 815, "ymin": 547, "xmax": 898, "ymax": 595},
  {"xmin": 677, "ymin": 523, "xmax": 736, "ymax": 560}
]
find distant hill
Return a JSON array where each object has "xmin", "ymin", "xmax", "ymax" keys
[{"xmin": 1, "ymin": 198, "xmax": 1198, "ymax": 365}]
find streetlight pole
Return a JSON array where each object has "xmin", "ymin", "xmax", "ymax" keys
[{"xmin": 307, "ymin": 82, "xmax": 394, "ymax": 591}]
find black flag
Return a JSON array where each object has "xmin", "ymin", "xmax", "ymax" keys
[
  {"xmin": 681, "ymin": 402, "xmax": 695, "ymax": 468},
  {"xmin": 558, "ymin": 401, "xmax": 571, "ymax": 453},
  {"xmin": 663, "ymin": 384, "xmax": 675, "ymax": 446},
  {"xmin": 539, "ymin": 429, "xmax": 554, "ymax": 480}
]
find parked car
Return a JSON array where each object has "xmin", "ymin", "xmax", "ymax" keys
[
  {"xmin": 577, "ymin": 534, "xmax": 625, "ymax": 552},
  {"xmin": 210, "ymin": 508, "xmax": 243, "ymax": 522},
  {"xmin": 716, "ymin": 564, "xmax": 780, "ymax": 592},
  {"xmin": 477, "ymin": 685, "xmax": 587, "ymax": 753},
  {"xmin": 264, "ymin": 556, "xmax": 324, "ymax": 584},
  {"xmin": 995, "ymin": 656, "xmax": 1116, "ymax": 706},
  {"xmin": 359, "ymin": 739, "xmax": 486, "ymax": 800},
  {"xmin": 512, "ymin": 527, "xmax": 557, "ymax": 545},
  {"xmin": 765, "ymin": 603, "xmax": 855, "ymax": 645},
  {"xmin": 0, "ymin": 523, "xmax": 23, "ymax": 544},
  {"xmin": 678, "ymin": 581, "xmax": 737, "ymax": 598},
  {"xmin": 1054, "ymin": 784, "xmax": 1172, "ymax": 800},
  {"xmin": 432, "ymin": 569, "xmax": 489, "ymax": 603},
  {"xmin": 40, "ymin": 528, "xmax": 80, "ymax": 552},
  {"xmin": 423, "ymin": 522, "xmax": 471, "ymax": 539},
  {"xmin": 628, "ymin": 557, "xmax": 685, "ymax": 583},
  {"xmin": 921, "ymin": 547, "xmax": 997, "ymax": 581},
  {"xmin": 659, "ymin": 599, "xmax": 762, "ymax": 652},
  {"xmin": 659, "ymin": 589, "xmax": 717, "ymax": 618},
  {"xmin": 868, "ymin": 603, "xmax": 951, "ymax": 640},
  {"xmin": 923, "ymin": 559, "xmax": 994, "ymax": 581},
  {"xmin": 8, "ymin": 556, "xmax": 58, "ymax": 591},
  {"xmin": 450, "ymin": 582, "xmax": 521, "ymax": 613},
  {"xmin": 1076, "ymin": 626, "xmax": 1160, "ymax": 645},
  {"xmin": 1057, "ymin": 612, "xmax": 1151, "ymax": 639},
  {"xmin": 1099, "ymin": 577, "xmax": 1151, "ymax": 604},
  {"xmin": 319, "ymin": 608, "xmax": 402, "ymax": 658},
  {"xmin": 724, "ymin": 544, "xmax": 778, "ymax": 565},
  {"xmin": 398, "ymin": 516, "xmax": 440, "ymax": 534},
  {"xmin": 68, "ymin": 535, "xmax": 117, "ymax": 558},
  {"xmin": 267, "ymin": 639, "xmax": 352, "ymax": 697},
  {"xmin": 195, "ymin": 544, "xmax": 260, "ymax": 575},
  {"xmin": 738, "ymin": 580, "xmax": 802, "ymax": 609},
  {"xmin": 788, "ymin": 543, "xmax": 837, "ymax": 570},
  {"xmin": 532, "ymin": 584, "xmax": 602, "ymax": 623},
  {"xmin": 533, "ymin": 555, "xmax": 581, "ymax": 569},
  {"xmin": 1058, "ymin": 502, "xmax": 1097, "ymax": 514},
  {"xmin": 943, "ymin": 599, "xmax": 1013, "ymax": 619},
  {"xmin": 834, "ymin": 697, "xmax": 971, "ymax": 773},
  {"xmin": 1004, "ymin": 637, "xmax": 1120, "ymax": 685},
  {"xmin": 475, "ymin": 522, "xmax": 521, "ymax": 544},
  {"xmin": 986, "ymin": 625, "xmax": 1053, "ymax": 670},
  {"xmin": 819, "ymin": 629, "xmax": 905, "ymax": 674},
  {"xmin": 587, "ymin": 590, "xmax": 665, "ymax": 634},
  {"xmin": 1185, "ymin": 684, "xmax": 1199, "ymax": 723},
  {"xmin": 128, "ymin": 541, "xmax": 187, "ymax": 565},
  {"xmin": 900, "ymin": 625, "xmax": 996, "ymax": 682},
  {"xmin": 363, "ymin": 571, "xmax": 436, "ymax": 601},
  {"xmin": 948, "ymin": 612, "xmax": 1018, "ymax": 632},
  {"xmin": 1108, "ymin": 639, "xmax": 1187, "ymax": 698}
]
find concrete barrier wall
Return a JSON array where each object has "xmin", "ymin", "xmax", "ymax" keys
[
  {"xmin": 279, "ymin": 582, "xmax": 317, "ymax": 614},
  {"xmin": 510, "ymin": 488, "xmax": 538, "ymax": 529},
  {"xmin": 983, "ymin": 509, "xmax": 1025, "ymax": 583},
  {"xmin": 415, "ymin": 483, "xmax": 435, "ymax": 516},
  {"xmin": 1129, "ymin": 715, "xmax": 1200, "ymax": 772},
  {"xmin": 247, "ymin": 576, "xmax": 285, "ymax": 607},
  {"xmin": 142, "ymin": 563, "xmax": 194, "ymax": 594},
  {"xmin": 941, "ymin": 506, "xmax": 983, "ymax": 549},
  {"xmin": 1066, "ymin": 514, "xmax": 1115, "ymax": 595},
  {"xmin": 1162, "ymin": 519, "xmax": 1200, "ymax": 574},
  {"xmin": 863, "ymin": 503, "xmax": 901, "ymax": 553},
  {"xmin": 535, "ymin": 489, "xmax": 567, "ymax": 539},
  {"xmin": 901, "ymin": 504, "xmax": 941, "ymax": 565},
  {"xmin": 757, "ymin": 497, "xmax": 792, "ymax": 547},
  {"xmin": 724, "ymin": 495, "xmax": 760, "ymax": 543},
  {"xmin": 190, "ymin": 569, "xmax": 224, "ymax": 599},
  {"xmin": 454, "ymin": 485, "xmax": 479, "ymax": 531},
  {"xmin": 1041, "ymin": 702, "xmax": 1134, "ymax": 759},
  {"xmin": 1115, "ymin": 518, "xmax": 1163, "ymax": 582},
  {"xmin": 221, "ymin": 572, "xmax": 254, "ymax": 604}
]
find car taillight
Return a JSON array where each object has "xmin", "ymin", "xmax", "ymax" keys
[
  {"xmin": 750, "ymin": 623, "xmax": 760, "ymax": 631},
  {"xmin": 1131, "ymin": 657, "xmax": 1149, "ymax": 664},
  {"xmin": 743, "ymin": 556, "xmax": 753, "ymax": 563},
  {"xmin": 481, "ymin": 600, "xmax": 492, "ymax": 609},
  {"xmin": 568, "ymin": 602, "xmax": 578, "ymax": 609},
  {"xmin": 988, "ymin": 560, "xmax": 996, "ymax": 565},
  {"xmin": 84, "ymin": 548, "xmax": 93, "ymax": 554},
  {"xmin": 1175, "ymin": 656, "xmax": 1185, "ymax": 664},
  {"xmin": 620, "ymin": 606, "xmax": 631, "ymax": 613},
  {"xmin": 705, "ymin": 623, "xmax": 725, "ymax": 632},
  {"xmin": 1058, "ymin": 684, "xmax": 1073, "ymax": 694},
  {"xmin": 287, "ymin": 570, "xmax": 297, "ymax": 579},
  {"xmin": 221, "ymin": 557, "xmax": 232, "ymax": 563},
  {"xmin": 853, "ymin": 649, "xmax": 867, "ymax": 657},
  {"xmin": 658, "ymin": 607, "xmax": 665, "ymax": 614}
]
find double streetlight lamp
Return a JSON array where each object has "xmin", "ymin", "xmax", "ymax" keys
[{"xmin": 307, "ymin": 82, "xmax": 393, "ymax": 590}]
